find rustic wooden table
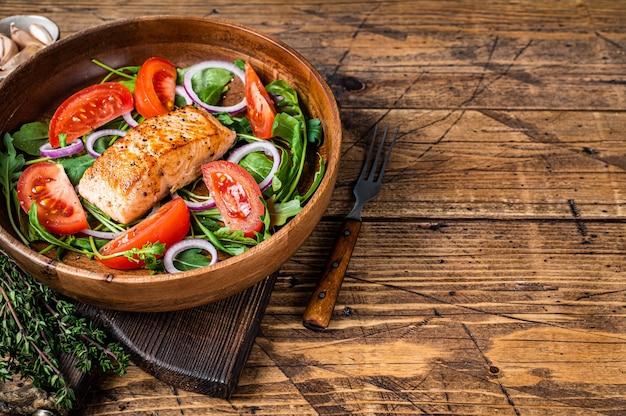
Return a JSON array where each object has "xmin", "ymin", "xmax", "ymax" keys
[{"xmin": 2, "ymin": 1, "xmax": 626, "ymax": 415}]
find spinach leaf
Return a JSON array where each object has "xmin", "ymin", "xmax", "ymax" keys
[
  {"xmin": 239, "ymin": 152, "xmax": 273, "ymax": 185},
  {"xmin": 172, "ymin": 248, "xmax": 215, "ymax": 271},
  {"xmin": 57, "ymin": 154, "xmax": 95, "ymax": 185},
  {"xmin": 11, "ymin": 121, "xmax": 48, "ymax": 156},
  {"xmin": 189, "ymin": 68, "xmax": 233, "ymax": 105}
]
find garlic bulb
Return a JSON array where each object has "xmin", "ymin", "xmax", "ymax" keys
[{"xmin": 0, "ymin": 19, "xmax": 56, "ymax": 79}]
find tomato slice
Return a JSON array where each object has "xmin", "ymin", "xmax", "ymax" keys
[
  {"xmin": 201, "ymin": 160, "xmax": 264, "ymax": 237},
  {"xmin": 244, "ymin": 62, "xmax": 276, "ymax": 139},
  {"xmin": 98, "ymin": 197, "xmax": 190, "ymax": 270},
  {"xmin": 17, "ymin": 162, "xmax": 89, "ymax": 235},
  {"xmin": 134, "ymin": 57, "xmax": 177, "ymax": 119},
  {"xmin": 48, "ymin": 82, "xmax": 134, "ymax": 148}
]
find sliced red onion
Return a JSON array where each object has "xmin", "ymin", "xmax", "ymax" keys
[
  {"xmin": 182, "ymin": 197, "xmax": 216, "ymax": 211},
  {"xmin": 171, "ymin": 191, "xmax": 215, "ymax": 211},
  {"xmin": 85, "ymin": 129, "xmax": 127, "ymax": 158},
  {"xmin": 182, "ymin": 60, "xmax": 247, "ymax": 114},
  {"xmin": 227, "ymin": 141, "xmax": 281, "ymax": 191},
  {"xmin": 176, "ymin": 85, "xmax": 193, "ymax": 106},
  {"xmin": 39, "ymin": 139, "xmax": 84, "ymax": 158},
  {"xmin": 164, "ymin": 238, "xmax": 218, "ymax": 273},
  {"xmin": 80, "ymin": 228, "xmax": 122, "ymax": 240},
  {"xmin": 122, "ymin": 111, "xmax": 139, "ymax": 128}
]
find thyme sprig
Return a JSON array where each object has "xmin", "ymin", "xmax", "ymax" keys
[{"xmin": 0, "ymin": 251, "xmax": 129, "ymax": 411}]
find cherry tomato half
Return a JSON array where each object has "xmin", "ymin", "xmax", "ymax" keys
[
  {"xmin": 98, "ymin": 197, "xmax": 190, "ymax": 270},
  {"xmin": 134, "ymin": 57, "xmax": 177, "ymax": 119},
  {"xmin": 17, "ymin": 162, "xmax": 89, "ymax": 235},
  {"xmin": 244, "ymin": 62, "xmax": 276, "ymax": 139},
  {"xmin": 48, "ymin": 82, "xmax": 134, "ymax": 148},
  {"xmin": 201, "ymin": 160, "xmax": 265, "ymax": 237}
]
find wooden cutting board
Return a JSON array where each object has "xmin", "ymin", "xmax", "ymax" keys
[{"xmin": 63, "ymin": 272, "xmax": 277, "ymax": 402}]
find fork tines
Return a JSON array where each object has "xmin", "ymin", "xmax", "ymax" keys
[{"xmin": 361, "ymin": 123, "xmax": 399, "ymax": 184}]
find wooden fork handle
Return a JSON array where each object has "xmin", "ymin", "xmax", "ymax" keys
[{"xmin": 302, "ymin": 218, "xmax": 362, "ymax": 330}]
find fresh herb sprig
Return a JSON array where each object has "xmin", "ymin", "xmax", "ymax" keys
[{"xmin": 0, "ymin": 251, "xmax": 130, "ymax": 411}]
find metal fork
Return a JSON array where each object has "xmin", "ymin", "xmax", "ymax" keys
[{"xmin": 302, "ymin": 123, "xmax": 399, "ymax": 330}]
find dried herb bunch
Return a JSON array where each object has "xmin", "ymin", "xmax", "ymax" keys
[{"xmin": 0, "ymin": 251, "xmax": 129, "ymax": 410}]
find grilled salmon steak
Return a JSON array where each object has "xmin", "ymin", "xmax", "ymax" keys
[{"xmin": 78, "ymin": 105, "xmax": 237, "ymax": 224}]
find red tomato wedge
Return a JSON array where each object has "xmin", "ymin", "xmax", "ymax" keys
[
  {"xmin": 17, "ymin": 162, "xmax": 89, "ymax": 235},
  {"xmin": 134, "ymin": 57, "xmax": 177, "ymax": 119},
  {"xmin": 98, "ymin": 197, "xmax": 190, "ymax": 270},
  {"xmin": 244, "ymin": 61, "xmax": 276, "ymax": 139},
  {"xmin": 201, "ymin": 160, "xmax": 264, "ymax": 237},
  {"xmin": 48, "ymin": 82, "xmax": 134, "ymax": 148}
]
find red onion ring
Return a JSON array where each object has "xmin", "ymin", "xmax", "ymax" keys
[
  {"xmin": 85, "ymin": 129, "xmax": 127, "ymax": 158},
  {"xmin": 175, "ymin": 85, "xmax": 193, "ymax": 106},
  {"xmin": 182, "ymin": 60, "xmax": 247, "ymax": 114},
  {"xmin": 227, "ymin": 141, "xmax": 281, "ymax": 191},
  {"xmin": 80, "ymin": 228, "xmax": 122, "ymax": 240},
  {"xmin": 171, "ymin": 191, "xmax": 215, "ymax": 211},
  {"xmin": 39, "ymin": 139, "xmax": 84, "ymax": 158},
  {"xmin": 122, "ymin": 111, "xmax": 139, "ymax": 128},
  {"xmin": 163, "ymin": 238, "xmax": 218, "ymax": 273},
  {"xmin": 181, "ymin": 197, "xmax": 216, "ymax": 211}
]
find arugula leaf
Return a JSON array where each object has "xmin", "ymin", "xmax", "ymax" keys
[
  {"xmin": 0, "ymin": 134, "xmax": 25, "ymax": 189},
  {"xmin": 216, "ymin": 112, "xmax": 251, "ymax": 134},
  {"xmin": 118, "ymin": 78, "xmax": 136, "ymax": 93},
  {"xmin": 273, "ymin": 112, "xmax": 302, "ymax": 145},
  {"xmin": 0, "ymin": 133, "xmax": 27, "ymax": 244},
  {"xmin": 125, "ymin": 242, "xmax": 166, "ymax": 271},
  {"xmin": 266, "ymin": 80, "xmax": 301, "ymax": 115},
  {"xmin": 92, "ymin": 59, "xmax": 139, "ymax": 85},
  {"xmin": 272, "ymin": 113, "xmax": 306, "ymax": 201},
  {"xmin": 212, "ymin": 227, "xmax": 258, "ymax": 246},
  {"xmin": 191, "ymin": 213, "xmax": 247, "ymax": 257},
  {"xmin": 271, "ymin": 146, "xmax": 291, "ymax": 193},
  {"xmin": 265, "ymin": 80, "xmax": 325, "ymax": 203},
  {"xmin": 259, "ymin": 198, "xmax": 272, "ymax": 241},
  {"xmin": 298, "ymin": 155, "xmax": 326, "ymax": 204},
  {"xmin": 270, "ymin": 199, "xmax": 302, "ymax": 227},
  {"xmin": 307, "ymin": 118, "xmax": 324, "ymax": 146},
  {"xmin": 27, "ymin": 205, "xmax": 89, "ymax": 255},
  {"xmin": 233, "ymin": 59, "xmax": 245, "ymax": 71}
]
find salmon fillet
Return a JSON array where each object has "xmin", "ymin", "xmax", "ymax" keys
[{"xmin": 78, "ymin": 105, "xmax": 236, "ymax": 224}]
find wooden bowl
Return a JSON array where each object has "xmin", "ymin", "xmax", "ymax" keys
[{"xmin": 0, "ymin": 16, "xmax": 341, "ymax": 312}]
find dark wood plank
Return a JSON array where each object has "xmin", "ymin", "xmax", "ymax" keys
[{"xmin": 74, "ymin": 272, "xmax": 277, "ymax": 399}]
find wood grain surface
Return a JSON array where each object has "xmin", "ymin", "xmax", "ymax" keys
[{"xmin": 1, "ymin": 1, "xmax": 626, "ymax": 415}]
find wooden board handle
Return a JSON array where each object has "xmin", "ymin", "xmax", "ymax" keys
[{"xmin": 302, "ymin": 218, "xmax": 362, "ymax": 330}]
